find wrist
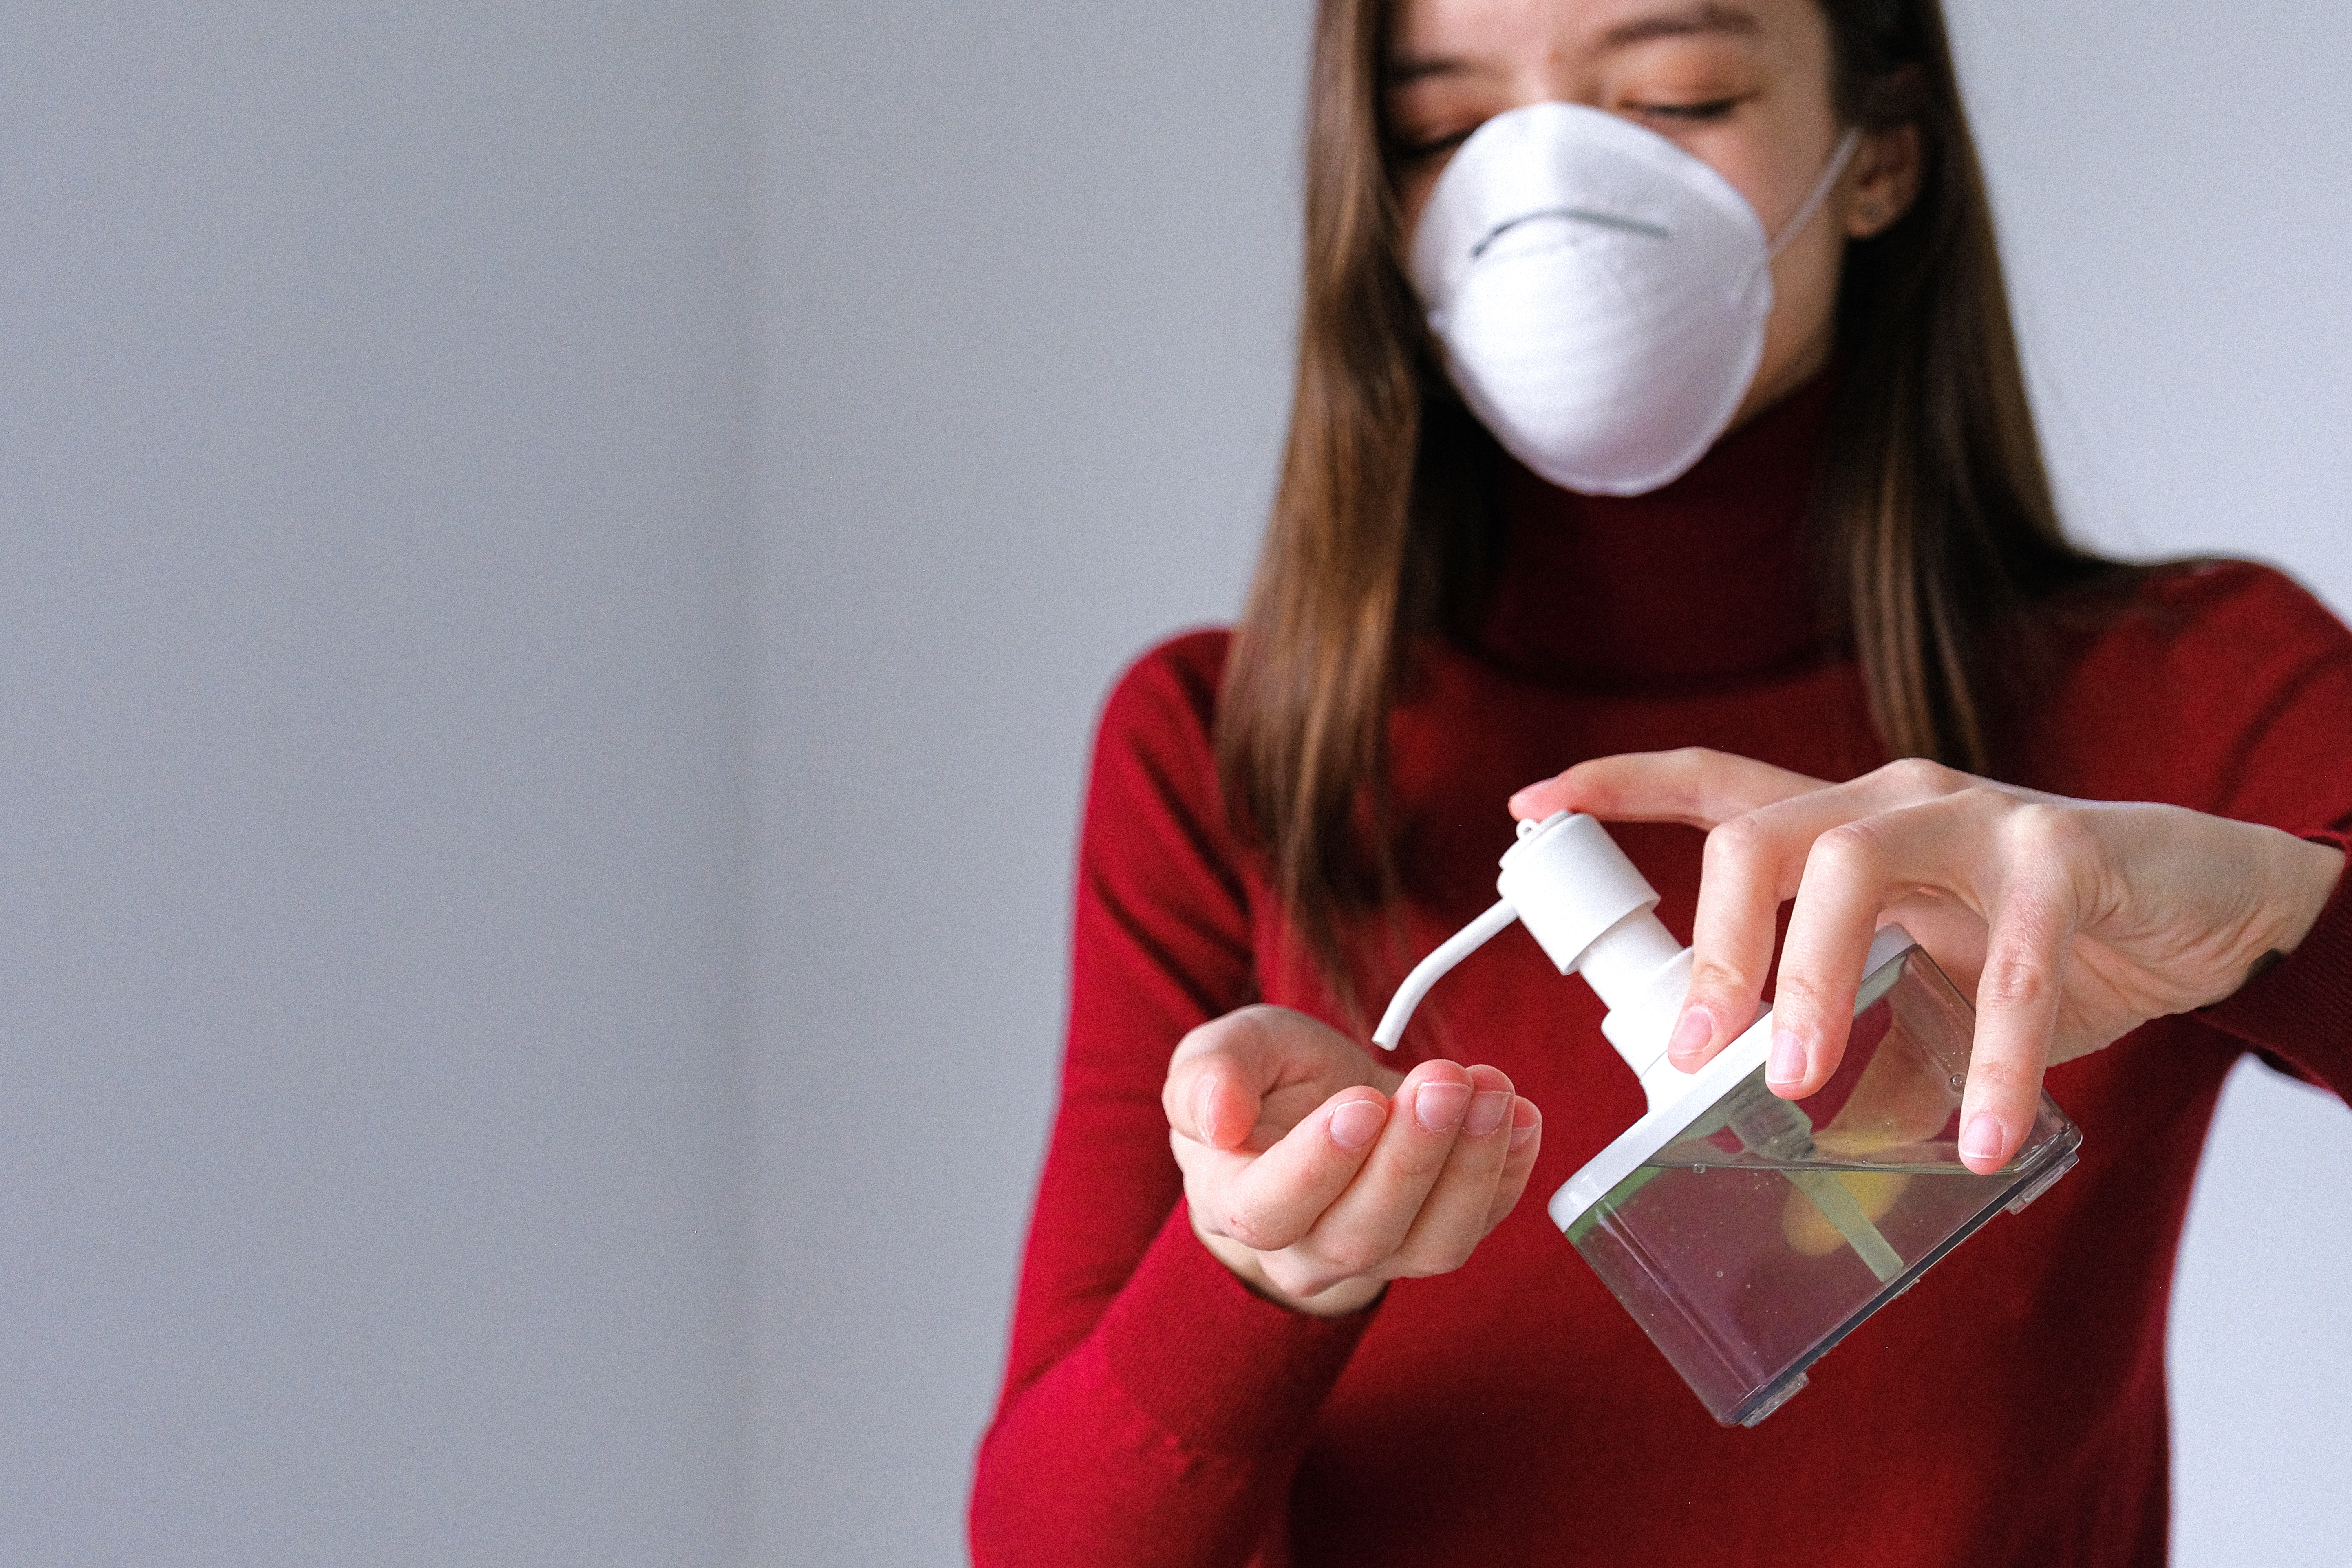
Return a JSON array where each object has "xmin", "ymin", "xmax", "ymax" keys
[
  {"xmin": 2260, "ymin": 835, "xmax": 2347, "ymax": 964},
  {"xmin": 1189, "ymin": 1207, "xmax": 1386, "ymax": 1318},
  {"xmin": 2206, "ymin": 832, "xmax": 2351, "ymax": 1008}
]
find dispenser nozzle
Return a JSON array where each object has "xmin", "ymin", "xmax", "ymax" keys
[{"xmin": 1371, "ymin": 898, "xmax": 1519, "ymax": 1049}]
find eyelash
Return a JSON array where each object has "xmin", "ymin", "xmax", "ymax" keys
[
  {"xmin": 1395, "ymin": 129, "xmax": 1474, "ymax": 164},
  {"xmin": 1628, "ymin": 97, "xmax": 1743, "ymax": 123}
]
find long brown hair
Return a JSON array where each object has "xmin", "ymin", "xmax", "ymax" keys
[{"xmin": 1216, "ymin": 0, "xmax": 2112, "ymax": 991}]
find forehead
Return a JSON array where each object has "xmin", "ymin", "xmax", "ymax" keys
[{"xmin": 1387, "ymin": 0, "xmax": 1821, "ymax": 67}]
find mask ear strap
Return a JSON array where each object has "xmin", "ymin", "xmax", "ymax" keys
[{"xmin": 1765, "ymin": 128, "xmax": 1865, "ymax": 263}]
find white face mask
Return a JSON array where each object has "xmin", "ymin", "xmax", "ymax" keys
[{"xmin": 1409, "ymin": 102, "xmax": 1860, "ymax": 497}]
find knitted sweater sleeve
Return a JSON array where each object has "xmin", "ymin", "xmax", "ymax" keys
[
  {"xmin": 2161, "ymin": 565, "xmax": 2352, "ymax": 1102},
  {"xmin": 969, "ymin": 633, "xmax": 1372, "ymax": 1568}
]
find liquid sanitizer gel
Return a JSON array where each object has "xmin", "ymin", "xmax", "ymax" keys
[{"xmin": 1372, "ymin": 810, "xmax": 2082, "ymax": 1427}]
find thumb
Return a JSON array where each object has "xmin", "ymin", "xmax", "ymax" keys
[
  {"xmin": 1164, "ymin": 1009, "xmax": 1276, "ymax": 1146},
  {"xmin": 1183, "ymin": 1056, "xmax": 1263, "ymax": 1150},
  {"xmin": 1163, "ymin": 1003, "xmax": 1353, "ymax": 1148}
]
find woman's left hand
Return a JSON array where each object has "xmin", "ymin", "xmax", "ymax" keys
[{"xmin": 1510, "ymin": 750, "xmax": 2347, "ymax": 1173}]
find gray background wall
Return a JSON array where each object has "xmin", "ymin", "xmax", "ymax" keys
[
  {"xmin": 4, "ymin": 3, "xmax": 2345, "ymax": 1566},
  {"xmin": 4, "ymin": 5, "xmax": 755, "ymax": 1563}
]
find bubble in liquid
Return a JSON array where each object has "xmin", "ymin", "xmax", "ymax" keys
[{"xmin": 1948, "ymin": 1074, "xmax": 1965, "ymax": 1091}]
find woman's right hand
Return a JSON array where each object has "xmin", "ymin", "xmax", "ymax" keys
[{"xmin": 1163, "ymin": 1005, "xmax": 1543, "ymax": 1317}]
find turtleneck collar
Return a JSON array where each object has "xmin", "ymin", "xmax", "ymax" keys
[{"xmin": 1471, "ymin": 366, "xmax": 1840, "ymax": 691}]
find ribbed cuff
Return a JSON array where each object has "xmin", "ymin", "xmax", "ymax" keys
[
  {"xmin": 1094, "ymin": 1201, "xmax": 1377, "ymax": 1459},
  {"xmin": 2200, "ymin": 832, "xmax": 2352, "ymax": 1094}
]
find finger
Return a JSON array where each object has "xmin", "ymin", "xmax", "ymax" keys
[
  {"xmin": 1693, "ymin": 770, "xmax": 1990, "ymax": 1083},
  {"xmin": 1668, "ymin": 808, "xmax": 1804, "ymax": 1070},
  {"xmin": 1274, "ymin": 1061, "xmax": 1476, "ymax": 1290},
  {"xmin": 1508, "ymin": 748, "xmax": 1830, "ymax": 830},
  {"xmin": 1165, "ymin": 1004, "xmax": 1374, "ymax": 1150},
  {"xmin": 1389, "ymin": 1065, "xmax": 1520, "ymax": 1276},
  {"xmin": 1768, "ymin": 814, "xmax": 1908, "ymax": 1098},
  {"xmin": 1480, "ymin": 1096, "xmax": 1544, "ymax": 1233},
  {"xmin": 1767, "ymin": 783, "xmax": 2006, "ymax": 1095},
  {"xmin": 1165, "ymin": 1010, "xmax": 1266, "ymax": 1148},
  {"xmin": 1165, "ymin": 1054, "xmax": 1247, "ymax": 1151},
  {"xmin": 1540, "ymin": 751, "xmax": 1990, "ymax": 840},
  {"xmin": 1184, "ymin": 1086, "xmax": 1394, "ymax": 1253},
  {"xmin": 1957, "ymin": 820, "xmax": 2083, "ymax": 1172}
]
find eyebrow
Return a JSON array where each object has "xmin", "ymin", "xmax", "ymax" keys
[
  {"xmin": 1385, "ymin": 54, "xmax": 1469, "ymax": 87},
  {"xmin": 1597, "ymin": 2, "xmax": 1763, "ymax": 50},
  {"xmin": 1386, "ymin": 4, "xmax": 1762, "ymax": 88}
]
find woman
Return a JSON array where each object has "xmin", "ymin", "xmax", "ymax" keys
[{"xmin": 972, "ymin": 0, "xmax": 2352, "ymax": 1562}]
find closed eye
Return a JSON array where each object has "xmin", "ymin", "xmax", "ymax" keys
[
  {"xmin": 1394, "ymin": 127, "xmax": 1477, "ymax": 164},
  {"xmin": 1626, "ymin": 97, "xmax": 1744, "ymax": 122}
]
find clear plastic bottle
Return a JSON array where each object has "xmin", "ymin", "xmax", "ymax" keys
[
  {"xmin": 1552, "ymin": 938, "xmax": 2080, "ymax": 1425},
  {"xmin": 1375, "ymin": 812, "xmax": 2081, "ymax": 1425}
]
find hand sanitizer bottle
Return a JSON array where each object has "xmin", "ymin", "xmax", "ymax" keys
[{"xmin": 1375, "ymin": 811, "xmax": 2082, "ymax": 1427}]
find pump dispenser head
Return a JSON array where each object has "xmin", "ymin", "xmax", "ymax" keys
[{"xmin": 1373, "ymin": 811, "xmax": 1698, "ymax": 1105}]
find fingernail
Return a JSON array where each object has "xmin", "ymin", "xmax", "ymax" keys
[
  {"xmin": 1960, "ymin": 1112, "xmax": 2006, "ymax": 1164},
  {"xmin": 1191, "ymin": 1077, "xmax": 1219, "ymax": 1145},
  {"xmin": 1767, "ymin": 1027, "xmax": 1807, "ymax": 1089},
  {"xmin": 1464, "ymin": 1088, "xmax": 1509, "ymax": 1138},
  {"xmin": 1414, "ymin": 1081, "xmax": 1472, "ymax": 1132},
  {"xmin": 1329, "ymin": 1098, "xmax": 1385, "ymax": 1150},
  {"xmin": 1668, "ymin": 1005, "xmax": 1715, "ymax": 1065},
  {"xmin": 1508, "ymin": 1103, "xmax": 1539, "ymax": 1150}
]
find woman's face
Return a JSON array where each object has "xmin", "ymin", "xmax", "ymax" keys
[{"xmin": 1385, "ymin": 0, "xmax": 1917, "ymax": 428}]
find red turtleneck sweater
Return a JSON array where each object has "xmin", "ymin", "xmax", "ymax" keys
[{"xmin": 970, "ymin": 380, "xmax": 2352, "ymax": 1568}]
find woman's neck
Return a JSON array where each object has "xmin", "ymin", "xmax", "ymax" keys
[{"xmin": 1472, "ymin": 368, "xmax": 1840, "ymax": 690}]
